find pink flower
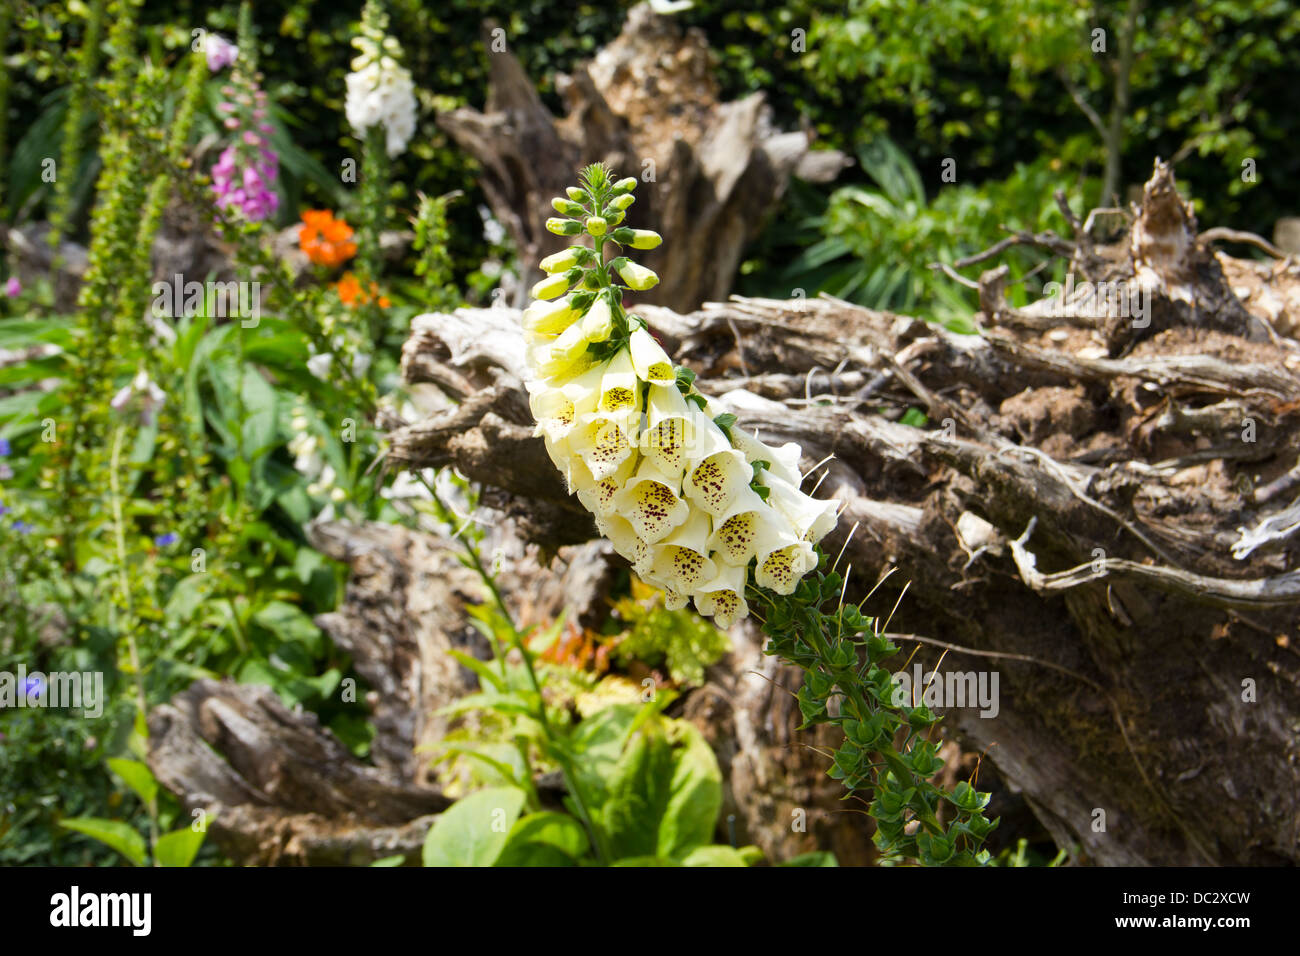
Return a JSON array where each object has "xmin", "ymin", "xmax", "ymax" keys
[
  {"xmin": 4, "ymin": 277, "xmax": 19, "ymax": 297},
  {"xmin": 205, "ymin": 34, "xmax": 238, "ymax": 73}
]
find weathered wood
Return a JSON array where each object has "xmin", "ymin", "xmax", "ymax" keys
[
  {"xmin": 384, "ymin": 161, "xmax": 1300, "ymax": 865},
  {"xmin": 149, "ymin": 160, "xmax": 1300, "ymax": 867}
]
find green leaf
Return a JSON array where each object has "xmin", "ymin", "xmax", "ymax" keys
[
  {"xmin": 58, "ymin": 818, "xmax": 146, "ymax": 866},
  {"xmin": 499, "ymin": 812, "xmax": 589, "ymax": 864},
  {"xmin": 678, "ymin": 845, "xmax": 749, "ymax": 867},
  {"xmin": 252, "ymin": 600, "xmax": 323, "ymax": 655},
  {"xmin": 712, "ymin": 412, "xmax": 738, "ymax": 439},
  {"xmin": 446, "ymin": 648, "xmax": 506, "ymax": 692},
  {"xmin": 107, "ymin": 758, "xmax": 158, "ymax": 806},
  {"xmin": 600, "ymin": 717, "xmax": 723, "ymax": 861},
  {"xmin": 369, "ymin": 855, "xmax": 406, "ymax": 867},
  {"xmin": 154, "ymin": 827, "xmax": 206, "ymax": 868},
  {"xmin": 899, "ymin": 406, "xmax": 929, "ymax": 428},
  {"xmin": 658, "ymin": 721, "xmax": 724, "ymax": 859},
  {"xmin": 422, "ymin": 787, "xmax": 527, "ymax": 867}
]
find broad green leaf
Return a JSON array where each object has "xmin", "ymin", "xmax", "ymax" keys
[
  {"xmin": 107, "ymin": 758, "xmax": 157, "ymax": 806},
  {"xmin": 678, "ymin": 845, "xmax": 749, "ymax": 867},
  {"xmin": 501, "ymin": 812, "xmax": 589, "ymax": 862},
  {"xmin": 154, "ymin": 827, "xmax": 206, "ymax": 868},
  {"xmin": 657, "ymin": 720, "xmax": 723, "ymax": 859},
  {"xmin": 369, "ymin": 855, "xmax": 406, "ymax": 867},
  {"xmin": 59, "ymin": 817, "xmax": 146, "ymax": 866},
  {"xmin": 422, "ymin": 787, "xmax": 526, "ymax": 867}
]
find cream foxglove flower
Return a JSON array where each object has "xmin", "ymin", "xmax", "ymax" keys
[
  {"xmin": 694, "ymin": 562, "xmax": 749, "ymax": 628},
  {"xmin": 575, "ymin": 455, "xmax": 636, "ymax": 517},
  {"xmin": 629, "ymin": 327, "xmax": 675, "ymax": 385},
  {"xmin": 613, "ymin": 455, "xmax": 690, "ymax": 543},
  {"xmin": 648, "ymin": 508, "xmax": 717, "ymax": 595},
  {"xmin": 685, "ymin": 416, "xmax": 752, "ymax": 516},
  {"xmin": 596, "ymin": 349, "xmax": 641, "ymax": 417},
  {"xmin": 526, "ymin": 365, "xmax": 601, "ymax": 443},
  {"xmin": 764, "ymin": 471, "xmax": 840, "ymax": 544},
  {"xmin": 519, "ymin": 163, "xmax": 838, "ymax": 630},
  {"xmin": 756, "ymin": 536, "xmax": 818, "ymax": 595},
  {"xmin": 596, "ymin": 513, "xmax": 652, "ymax": 577},
  {"xmin": 731, "ymin": 428, "xmax": 804, "ymax": 487},
  {"xmin": 640, "ymin": 383, "xmax": 694, "ymax": 474},
  {"xmin": 567, "ymin": 411, "xmax": 638, "ymax": 481},
  {"xmin": 706, "ymin": 484, "xmax": 783, "ymax": 566},
  {"xmin": 522, "ymin": 295, "xmax": 580, "ymax": 335}
]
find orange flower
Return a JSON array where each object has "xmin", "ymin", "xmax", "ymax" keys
[
  {"xmin": 334, "ymin": 271, "xmax": 390, "ymax": 309},
  {"xmin": 299, "ymin": 210, "xmax": 357, "ymax": 268}
]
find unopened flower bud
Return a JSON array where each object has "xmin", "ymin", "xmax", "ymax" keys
[
  {"xmin": 628, "ymin": 229, "xmax": 662, "ymax": 250},
  {"xmin": 531, "ymin": 272, "xmax": 572, "ymax": 300},
  {"xmin": 585, "ymin": 216, "xmax": 607, "ymax": 236},
  {"xmin": 546, "ymin": 217, "xmax": 582, "ymax": 236},
  {"xmin": 613, "ymin": 177, "xmax": 638, "ymax": 193},
  {"xmin": 566, "ymin": 187, "xmax": 588, "ymax": 203},
  {"xmin": 618, "ymin": 261, "xmax": 659, "ymax": 291},
  {"xmin": 609, "ymin": 193, "xmax": 635, "ymax": 211},
  {"xmin": 552, "ymin": 197, "xmax": 585, "ymax": 216},
  {"xmin": 539, "ymin": 248, "xmax": 582, "ymax": 273}
]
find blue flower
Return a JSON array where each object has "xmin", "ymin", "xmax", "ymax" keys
[
  {"xmin": 154, "ymin": 532, "xmax": 179, "ymax": 547},
  {"xmin": 0, "ymin": 437, "xmax": 10, "ymax": 456},
  {"xmin": 0, "ymin": 504, "xmax": 8, "ymax": 517},
  {"xmin": 23, "ymin": 675, "xmax": 45, "ymax": 700},
  {"xmin": 12, "ymin": 520, "xmax": 33, "ymax": 534}
]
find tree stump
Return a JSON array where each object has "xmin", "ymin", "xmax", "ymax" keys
[
  {"xmin": 436, "ymin": 2, "xmax": 847, "ymax": 311},
  {"xmin": 150, "ymin": 160, "xmax": 1300, "ymax": 866}
]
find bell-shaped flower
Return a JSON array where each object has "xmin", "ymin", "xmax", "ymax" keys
[
  {"xmin": 640, "ymin": 383, "xmax": 694, "ymax": 475},
  {"xmin": 706, "ymin": 484, "xmax": 785, "ymax": 566},
  {"xmin": 763, "ymin": 471, "xmax": 840, "ymax": 545},
  {"xmin": 629, "ymin": 327, "xmax": 675, "ymax": 385},
  {"xmin": 693, "ymin": 562, "xmax": 750, "ymax": 628},
  {"xmin": 661, "ymin": 587, "xmax": 689, "ymax": 611},
  {"xmin": 576, "ymin": 454, "xmax": 636, "ymax": 517},
  {"xmin": 567, "ymin": 410, "xmax": 638, "ymax": 481},
  {"xmin": 613, "ymin": 454, "xmax": 690, "ymax": 544},
  {"xmin": 527, "ymin": 365, "xmax": 602, "ymax": 442},
  {"xmin": 585, "ymin": 217, "xmax": 607, "ymax": 236},
  {"xmin": 755, "ymin": 534, "xmax": 818, "ymax": 596},
  {"xmin": 685, "ymin": 414, "xmax": 752, "ymax": 516},
  {"xmin": 579, "ymin": 296, "xmax": 614, "ymax": 343},
  {"xmin": 595, "ymin": 513, "xmax": 652, "ymax": 577},
  {"xmin": 597, "ymin": 349, "xmax": 641, "ymax": 417},
  {"xmin": 535, "ymin": 309, "xmax": 602, "ymax": 380},
  {"xmin": 618, "ymin": 260, "xmax": 659, "ymax": 291},
  {"xmin": 648, "ymin": 509, "xmax": 717, "ymax": 596},
  {"xmin": 731, "ymin": 428, "xmax": 803, "ymax": 487}
]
